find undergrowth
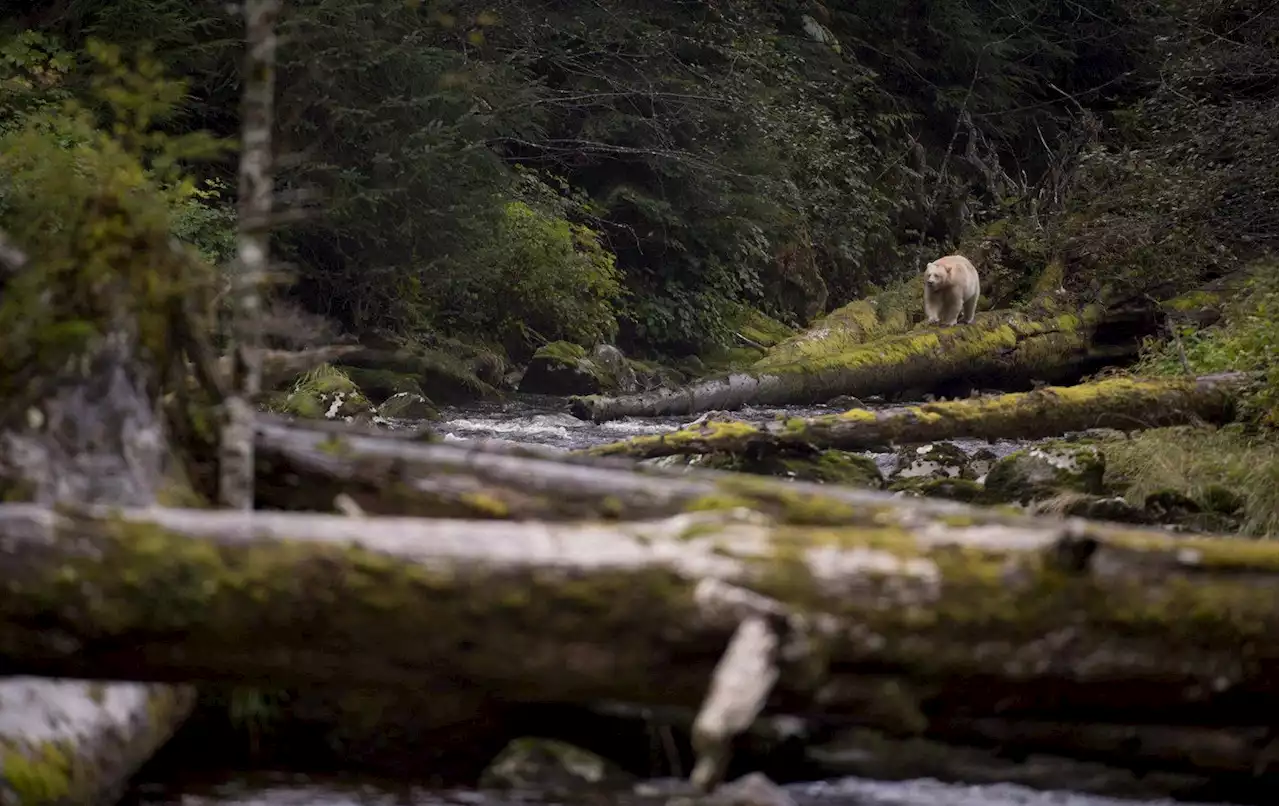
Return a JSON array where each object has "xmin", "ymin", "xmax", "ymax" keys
[
  {"xmin": 1132, "ymin": 257, "xmax": 1279, "ymax": 426},
  {"xmin": 1104, "ymin": 426, "xmax": 1278, "ymax": 539}
]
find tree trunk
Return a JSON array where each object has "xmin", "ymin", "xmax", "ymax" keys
[
  {"xmin": 219, "ymin": 0, "xmax": 281, "ymax": 510},
  {"xmin": 585, "ymin": 373, "xmax": 1249, "ymax": 461},
  {"xmin": 570, "ymin": 305, "xmax": 1157, "ymax": 423},
  {"xmin": 0, "ymin": 502, "xmax": 1273, "ymax": 782}
]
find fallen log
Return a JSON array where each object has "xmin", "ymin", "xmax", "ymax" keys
[
  {"xmin": 570, "ymin": 305, "xmax": 1157, "ymax": 423},
  {"xmin": 752, "ymin": 282, "xmax": 916, "ymax": 369},
  {"xmin": 0, "ymin": 502, "xmax": 1274, "ymax": 783},
  {"xmin": 584, "ymin": 373, "xmax": 1249, "ymax": 461},
  {"xmin": 248, "ymin": 417, "xmax": 1085, "ymax": 523}
]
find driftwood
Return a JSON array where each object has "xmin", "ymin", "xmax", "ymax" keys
[
  {"xmin": 570, "ymin": 305, "xmax": 1156, "ymax": 423},
  {"xmin": 0, "ymin": 499, "xmax": 1274, "ymax": 785},
  {"xmin": 584, "ymin": 373, "xmax": 1249, "ymax": 461}
]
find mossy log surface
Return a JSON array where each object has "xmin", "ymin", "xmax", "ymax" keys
[
  {"xmin": 752, "ymin": 286, "xmax": 915, "ymax": 369},
  {"xmin": 585, "ymin": 373, "xmax": 1249, "ymax": 461},
  {"xmin": 249, "ymin": 418, "xmax": 1095, "ymax": 525},
  {"xmin": 0, "ymin": 501, "xmax": 1274, "ymax": 781},
  {"xmin": 570, "ymin": 306, "xmax": 1155, "ymax": 423}
]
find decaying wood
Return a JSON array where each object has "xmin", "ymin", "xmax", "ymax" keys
[
  {"xmin": 0, "ymin": 501, "xmax": 1273, "ymax": 782},
  {"xmin": 219, "ymin": 0, "xmax": 281, "ymax": 509},
  {"xmin": 250, "ymin": 418, "xmax": 1064, "ymax": 522},
  {"xmin": 570, "ymin": 306, "xmax": 1157, "ymax": 423},
  {"xmin": 585, "ymin": 373, "xmax": 1250, "ymax": 461}
]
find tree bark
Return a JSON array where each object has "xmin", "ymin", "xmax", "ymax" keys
[
  {"xmin": 0, "ymin": 502, "xmax": 1273, "ymax": 781},
  {"xmin": 570, "ymin": 305, "xmax": 1156, "ymax": 423},
  {"xmin": 584, "ymin": 373, "xmax": 1249, "ymax": 461},
  {"xmin": 219, "ymin": 0, "xmax": 281, "ymax": 510}
]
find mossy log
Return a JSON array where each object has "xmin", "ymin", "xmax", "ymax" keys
[
  {"xmin": 753, "ymin": 283, "xmax": 916, "ymax": 369},
  {"xmin": 0, "ymin": 502, "xmax": 1274, "ymax": 783},
  {"xmin": 570, "ymin": 305, "xmax": 1158, "ymax": 423},
  {"xmin": 248, "ymin": 418, "xmax": 1063, "ymax": 523},
  {"xmin": 585, "ymin": 373, "xmax": 1249, "ymax": 461}
]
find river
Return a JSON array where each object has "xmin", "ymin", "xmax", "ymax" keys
[{"xmin": 119, "ymin": 397, "xmax": 1238, "ymax": 806}]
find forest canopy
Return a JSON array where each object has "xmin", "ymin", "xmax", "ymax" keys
[{"xmin": 1, "ymin": 0, "xmax": 1276, "ymax": 361}]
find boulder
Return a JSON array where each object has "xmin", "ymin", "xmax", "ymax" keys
[
  {"xmin": 0, "ymin": 678, "xmax": 194, "ymax": 806},
  {"xmin": 519, "ymin": 342, "xmax": 639, "ymax": 396},
  {"xmin": 982, "ymin": 444, "xmax": 1106, "ymax": 504},
  {"xmin": 274, "ymin": 364, "xmax": 376, "ymax": 421},
  {"xmin": 377, "ymin": 392, "xmax": 438, "ymax": 421},
  {"xmin": 889, "ymin": 442, "xmax": 971, "ymax": 480},
  {"xmin": 478, "ymin": 737, "xmax": 634, "ymax": 793}
]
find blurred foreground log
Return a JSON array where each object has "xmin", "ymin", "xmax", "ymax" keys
[
  {"xmin": 585, "ymin": 373, "xmax": 1249, "ymax": 461},
  {"xmin": 0, "ymin": 485, "xmax": 1274, "ymax": 782},
  {"xmin": 570, "ymin": 305, "xmax": 1157, "ymax": 423}
]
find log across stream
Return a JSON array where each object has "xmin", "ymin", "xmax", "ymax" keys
[{"xmin": 113, "ymin": 394, "xmax": 1272, "ymax": 806}]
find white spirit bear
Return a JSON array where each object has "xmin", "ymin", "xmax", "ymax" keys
[{"xmin": 923, "ymin": 254, "xmax": 981, "ymax": 326}]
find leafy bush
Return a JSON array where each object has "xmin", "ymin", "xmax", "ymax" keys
[
  {"xmin": 0, "ymin": 38, "xmax": 227, "ymax": 399},
  {"xmin": 485, "ymin": 199, "xmax": 622, "ymax": 352}
]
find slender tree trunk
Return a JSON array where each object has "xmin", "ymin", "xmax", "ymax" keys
[{"xmin": 219, "ymin": 0, "xmax": 281, "ymax": 509}]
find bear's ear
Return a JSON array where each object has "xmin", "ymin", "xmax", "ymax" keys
[{"xmin": 925, "ymin": 262, "xmax": 935, "ymax": 272}]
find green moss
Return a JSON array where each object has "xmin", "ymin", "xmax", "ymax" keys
[
  {"xmin": 754, "ymin": 279, "xmax": 917, "ymax": 369},
  {"xmin": 458, "ymin": 492, "xmax": 511, "ymax": 518},
  {"xmin": 266, "ymin": 364, "xmax": 374, "ymax": 420},
  {"xmin": 1162, "ymin": 289, "xmax": 1220, "ymax": 313},
  {"xmin": 339, "ymin": 366, "xmax": 426, "ymax": 402},
  {"xmin": 835, "ymin": 408, "xmax": 878, "ymax": 423},
  {"xmin": 887, "ymin": 477, "xmax": 984, "ymax": 503},
  {"xmin": 734, "ymin": 307, "xmax": 796, "ymax": 348},
  {"xmin": 1, "ymin": 741, "xmax": 73, "ymax": 805},
  {"xmin": 532, "ymin": 341, "xmax": 588, "ymax": 364}
]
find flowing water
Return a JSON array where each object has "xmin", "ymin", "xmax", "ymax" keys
[
  {"xmin": 430, "ymin": 395, "xmax": 1034, "ymax": 474},
  {"xmin": 121, "ymin": 397, "xmax": 1238, "ymax": 806}
]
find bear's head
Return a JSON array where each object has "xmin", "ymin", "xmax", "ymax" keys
[{"xmin": 924, "ymin": 261, "xmax": 948, "ymax": 289}]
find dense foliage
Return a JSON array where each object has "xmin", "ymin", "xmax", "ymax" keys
[{"xmin": 3, "ymin": 0, "xmax": 1276, "ymax": 361}]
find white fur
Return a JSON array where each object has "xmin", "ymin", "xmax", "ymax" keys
[{"xmin": 923, "ymin": 254, "xmax": 981, "ymax": 326}]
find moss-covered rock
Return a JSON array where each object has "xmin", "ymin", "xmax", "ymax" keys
[
  {"xmin": 377, "ymin": 392, "xmax": 438, "ymax": 420},
  {"xmin": 271, "ymin": 364, "xmax": 376, "ymax": 421},
  {"xmin": 338, "ymin": 367, "xmax": 425, "ymax": 402},
  {"xmin": 0, "ymin": 679, "xmax": 194, "ymax": 806},
  {"xmin": 339, "ymin": 345, "xmax": 501, "ymax": 404},
  {"xmin": 519, "ymin": 342, "xmax": 639, "ymax": 396},
  {"xmin": 889, "ymin": 441, "xmax": 971, "ymax": 480},
  {"xmin": 478, "ymin": 737, "xmax": 635, "ymax": 793},
  {"xmin": 887, "ymin": 476, "xmax": 985, "ymax": 503},
  {"xmin": 700, "ymin": 449, "xmax": 883, "ymax": 488},
  {"xmin": 982, "ymin": 444, "xmax": 1107, "ymax": 505}
]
